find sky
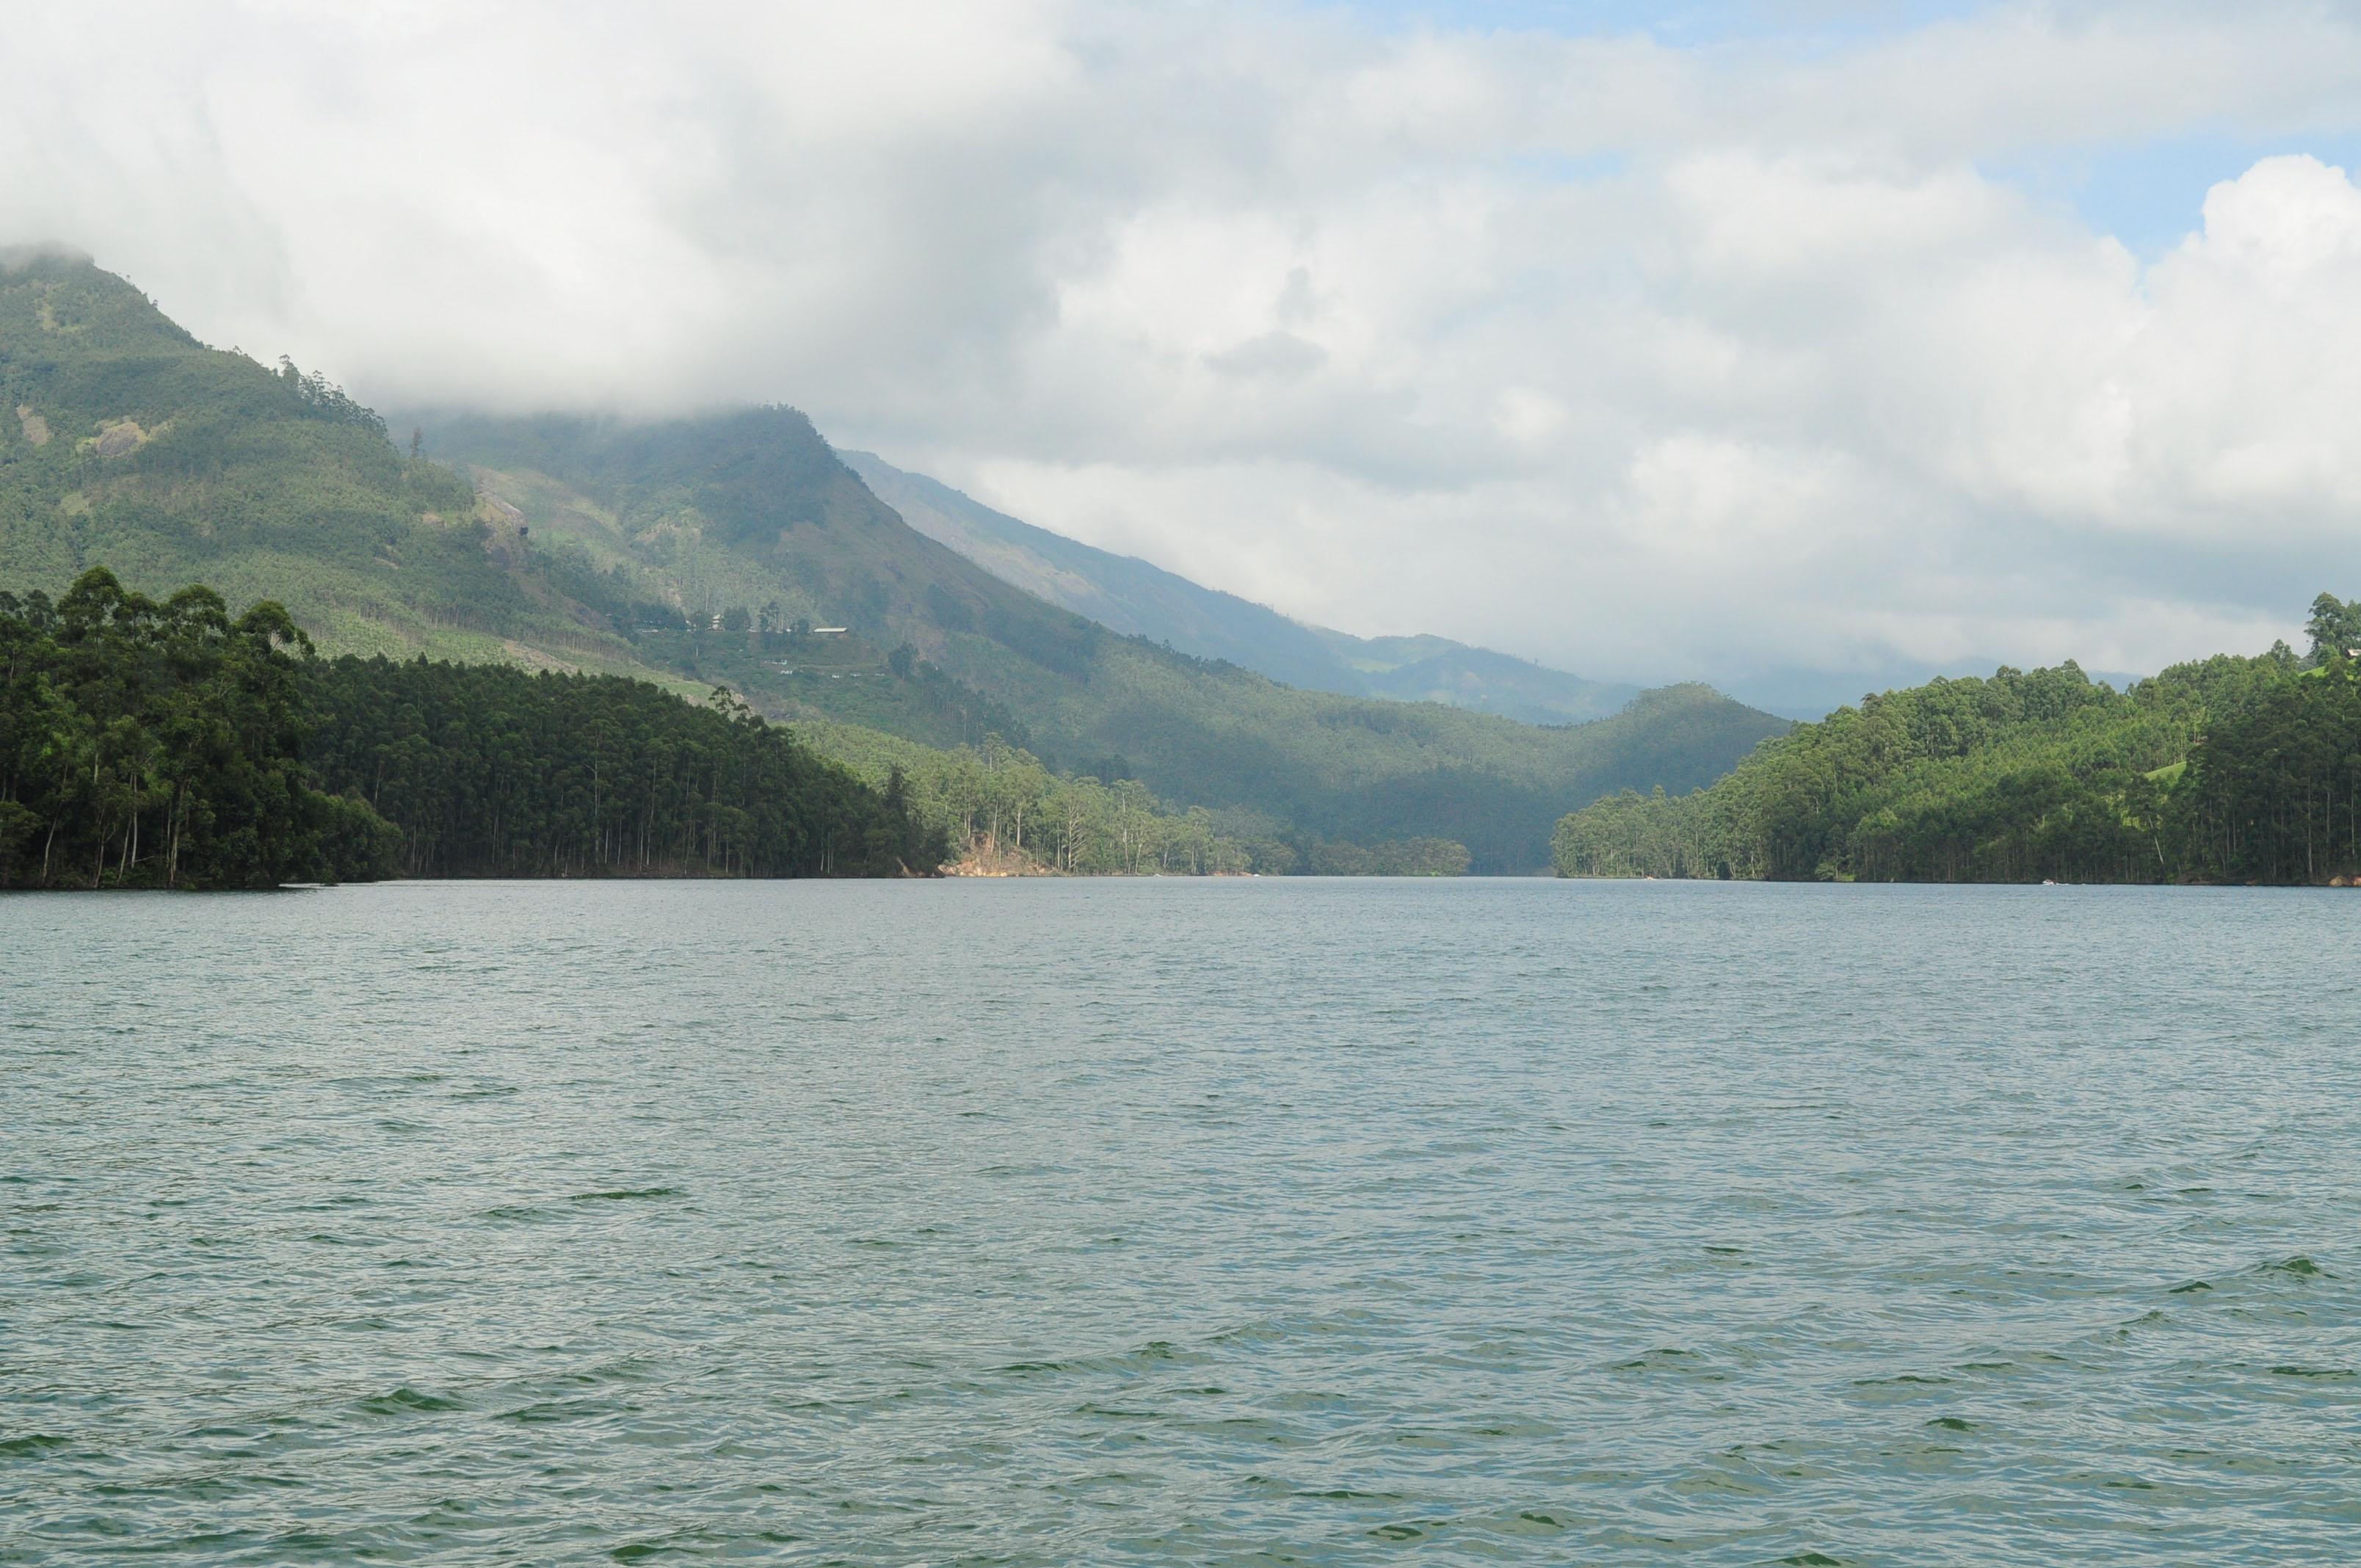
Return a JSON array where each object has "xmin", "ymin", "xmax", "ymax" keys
[{"xmin": 9, "ymin": 1, "xmax": 2361, "ymax": 712}]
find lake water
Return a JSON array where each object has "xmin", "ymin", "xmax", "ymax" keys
[{"xmin": 4, "ymin": 879, "xmax": 2358, "ymax": 1564}]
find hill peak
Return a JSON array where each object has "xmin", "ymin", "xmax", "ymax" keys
[
  {"xmin": 1, "ymin": 242, "xmax": 96, "ymax": 274},
  {"xmin": 0, "ymin": 248, "xmax": 201, "ymax": 359}
]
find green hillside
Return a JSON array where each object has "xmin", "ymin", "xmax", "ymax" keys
[
  {"xmin": 1, "ymin": 250, "xmax": 1787, "ymax": 871},
  {"xmin": 1554, "ymin": 600, "xmax": 2361, "ymax": 885},
  {"xmin": 428, "ymin": 413, "xmax": 1787, "ymax": 869},
  {"xmin": 0, "ymin": 249, "xmax": 638, "ymax": 672},
  {"xmin": 843, "ymin": 449, "xmax": 1641, "ymax": 724}
]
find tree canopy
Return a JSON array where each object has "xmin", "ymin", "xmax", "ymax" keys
[
  {"xmin": 1, "ymin": 568, "xmax": 940, "ymax": 888},
  {"xmin": 1553, "ymin": 607, "xmax": 2361, "ymax": 886},
  {"xmin": 0, "ymin": 567, "xmax": 388, "ymax": 888}
]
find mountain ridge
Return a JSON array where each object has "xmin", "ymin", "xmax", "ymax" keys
[
  {"xmin": 1, "ymin": 250, "xmax": 1789, "ymax": 871},
  {"xmin": 841, "ymin": 450, "xmax": 1642, "ymax": 727}
]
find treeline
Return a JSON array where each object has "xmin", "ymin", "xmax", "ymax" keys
[
  {"xmin": 797, "ymin": 720, "xmax": 1472, "ymax": 876},
  {"xmin": 1305, "ymin": 837, "xmax": 1473, "ymax": 876},
  {"xmin": 1, "ymin": 568, "xmax": 937, "ymax": 888},
  {"xmin": 1554, "ymin": 593, "xmax": 2361, "ymax": 886},
  {"xmin": 0, "ymin": 569, "xmax": 394, "ymax": 889},
  {"xmin": 304, "ymin": 661, "xmax": 940, "ymax": 878}
]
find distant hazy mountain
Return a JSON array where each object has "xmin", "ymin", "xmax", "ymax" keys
[{"xmin": 841, "ymin": 451, "xmax": 1639, "ymax": 727}]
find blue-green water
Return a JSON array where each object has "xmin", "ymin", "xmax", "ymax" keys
[{"xmin": 4, "ymin": 879, "xmax": 2358, "ymax": 1564}]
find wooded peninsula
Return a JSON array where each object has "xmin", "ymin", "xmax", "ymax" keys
[
  {"xmin": 0, "ymin": 568, "xmax": 945, "ymax": 888},
  {"xmin": 1, "ymin": 567, "xmax": 1477, "ymax": 888},
  {"xmin": 1553, "ymin": 595, "xmax": 2361, "ymax": 887}
]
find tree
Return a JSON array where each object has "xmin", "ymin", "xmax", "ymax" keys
[
  {"xmin": 1553, "ymin": 599, "xmax": 2361, "ymax": 887},
  {"xmin": 2306, "ymin": 593, "xmax": 2358, "ymax": 664},
  {"xmin": 0, "ymin": 568, "xmax": 390, "ymax": 888}
]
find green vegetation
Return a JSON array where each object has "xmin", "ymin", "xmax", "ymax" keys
[
  {"xmin": 792, "ymin": 721, "xmax": 1287, "ymax": 874},
  {"xmin": 794, "ymin": 720, "xmax": 1479, "ymax": 875},
  {"xmin": 0, "ymin": 568, "xmax": 392, "ymax": 889},
  {"xmin": 424, "ymin": 414, "xmax": 1788, "ymax": 871},
  {"xmin": 3, "ymin": 566, "xmax": 937, "ymax": 888},
  {"xmin": 1554, "ymin": 595, "xmax": 2361, "ymax": 886},
  {"xmin": 0, "ymin": 249, "xmax": 602, "ymax": 666},
  {"xmin": 1303, "ymin": 838, "xmax": 1473, "ymax": 876},
  {"xmin": 304, "ymin": 658, "xmax": 938, "ymax": 878},
  {"xmin": 5, "ymin": 251, "xmax": 1786, "ymax": 869}
]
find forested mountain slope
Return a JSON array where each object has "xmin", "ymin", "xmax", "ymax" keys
[
  {"xmin": 429, "ymin": 412, "xmax": 1785, "ymax": 869},
  {"xmin": 842, "ymin": 449, "xmax": 1640, "ymax": 725},
  {"xmin": 0, "ymin": 249, "xmax": 635, "ymax": 670},
  {"xmin": 1554, "ymin": 598, "xmax": 2361, "ymax": 885},
  {"xmin": 1, "ymin": 250, "xmax": 1787, "ymax": 871}
]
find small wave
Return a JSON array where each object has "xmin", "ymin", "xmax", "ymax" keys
[
  {"xmin": 994, "ymin": 1340, "xmax": 1197, "ymax": 1377},
  {"xmin": 568, "ymin": 1187, "xmax": 684, "ymax": 1203},
  {"xmin": 498, "ymin": 1398, "xmax": 625, "ymax": 1423},
  {"xmin": 2263, "ymin": 1255, "xmax": 2332, "ymax": 1277},
  {"xmin": 1073, "ymin": 1402, "xmax": 1158, "ymax": 1419},
  {"xmin": 357, "ymin": 1387, "xmax": 465, "ymax": 1415},
  {"xmin": 0, "ymin": 1433, "xmax": 70, "ymax": 1457},
  {"xmin": 481, "ymin": 1204, "xmax": 559, "ymax": 1222},
  {"xmin": 1613, "ymin": 1346, "xmax": 1699, "ymax": 1372}
]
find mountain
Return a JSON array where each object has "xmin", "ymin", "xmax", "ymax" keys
[
  {"xmin": 426, "ymin": 413, "xmax": 1782, "ymax": 868},
  {"xmin": 1, "ymin": 249, "xmax": 1789, "ymax": 870},
  {"xmin": 841, "ymin": 450, "xmax": 1639, "ymax": 726},
  {"xmin": 0, "ymin": 247, "xmax": 634, "ymax": 673}
]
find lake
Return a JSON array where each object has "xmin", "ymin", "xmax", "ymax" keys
[{"xmin": 4, "ymin": 879, "xmax": 2357, "ymax": 1564}]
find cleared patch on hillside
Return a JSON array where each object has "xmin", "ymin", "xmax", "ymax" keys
[
  {"xmin": 501, "ymin": 639, "xmax": 581, "ymax": 675},
  {"xmin": 87, "ymin": 418, "xmax": 150, "ymax": 458}
]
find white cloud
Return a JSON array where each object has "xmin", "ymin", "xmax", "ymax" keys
[{"xmin": 8, "ymin": 0, "xmax": 2361, "ymax": 707}]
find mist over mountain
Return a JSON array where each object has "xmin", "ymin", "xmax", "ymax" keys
[
  {"xmin": 841, "ymin": 451, "xmax": 1639, "ymax": 727},
  {"xmin": 13, "ymin": 4, "xmax": 2360, "ymax": 706},
  {"xmin": 3, "ymin": 252, "xmax": 1787, "ymax": 872}
]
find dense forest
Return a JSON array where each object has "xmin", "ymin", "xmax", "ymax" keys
[
  {"xmin": 304, "ymin": 659, "xmax": 940, "ymax": 879},
  {"xmin": 0, "ymin": 569, "xmax": 935, "ymax": 888},
  {"xmin": 0, "ymin": 569, "xmax": 394, "ymax": 888},
  {"xmin": 1553, "ymin": 594, "xmax": 2361, "ymax": 886},
  {"xmin": 3, "ymin": 565, "xmax": 1466, "ymax": 888}
]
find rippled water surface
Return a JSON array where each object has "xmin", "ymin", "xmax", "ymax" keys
[{"xmin": 5, "ymin": 879, "xmax": 2360, "ymax": 1564}]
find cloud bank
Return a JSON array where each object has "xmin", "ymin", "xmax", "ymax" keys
[{"xmin": 10, "ymin": 0, "xmax": 2361, "ymax": 708}]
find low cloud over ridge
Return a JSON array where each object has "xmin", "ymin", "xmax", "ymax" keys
[{"xmin": 10, "ymin": 1, "xmax": 2361, "ymax": 709}]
